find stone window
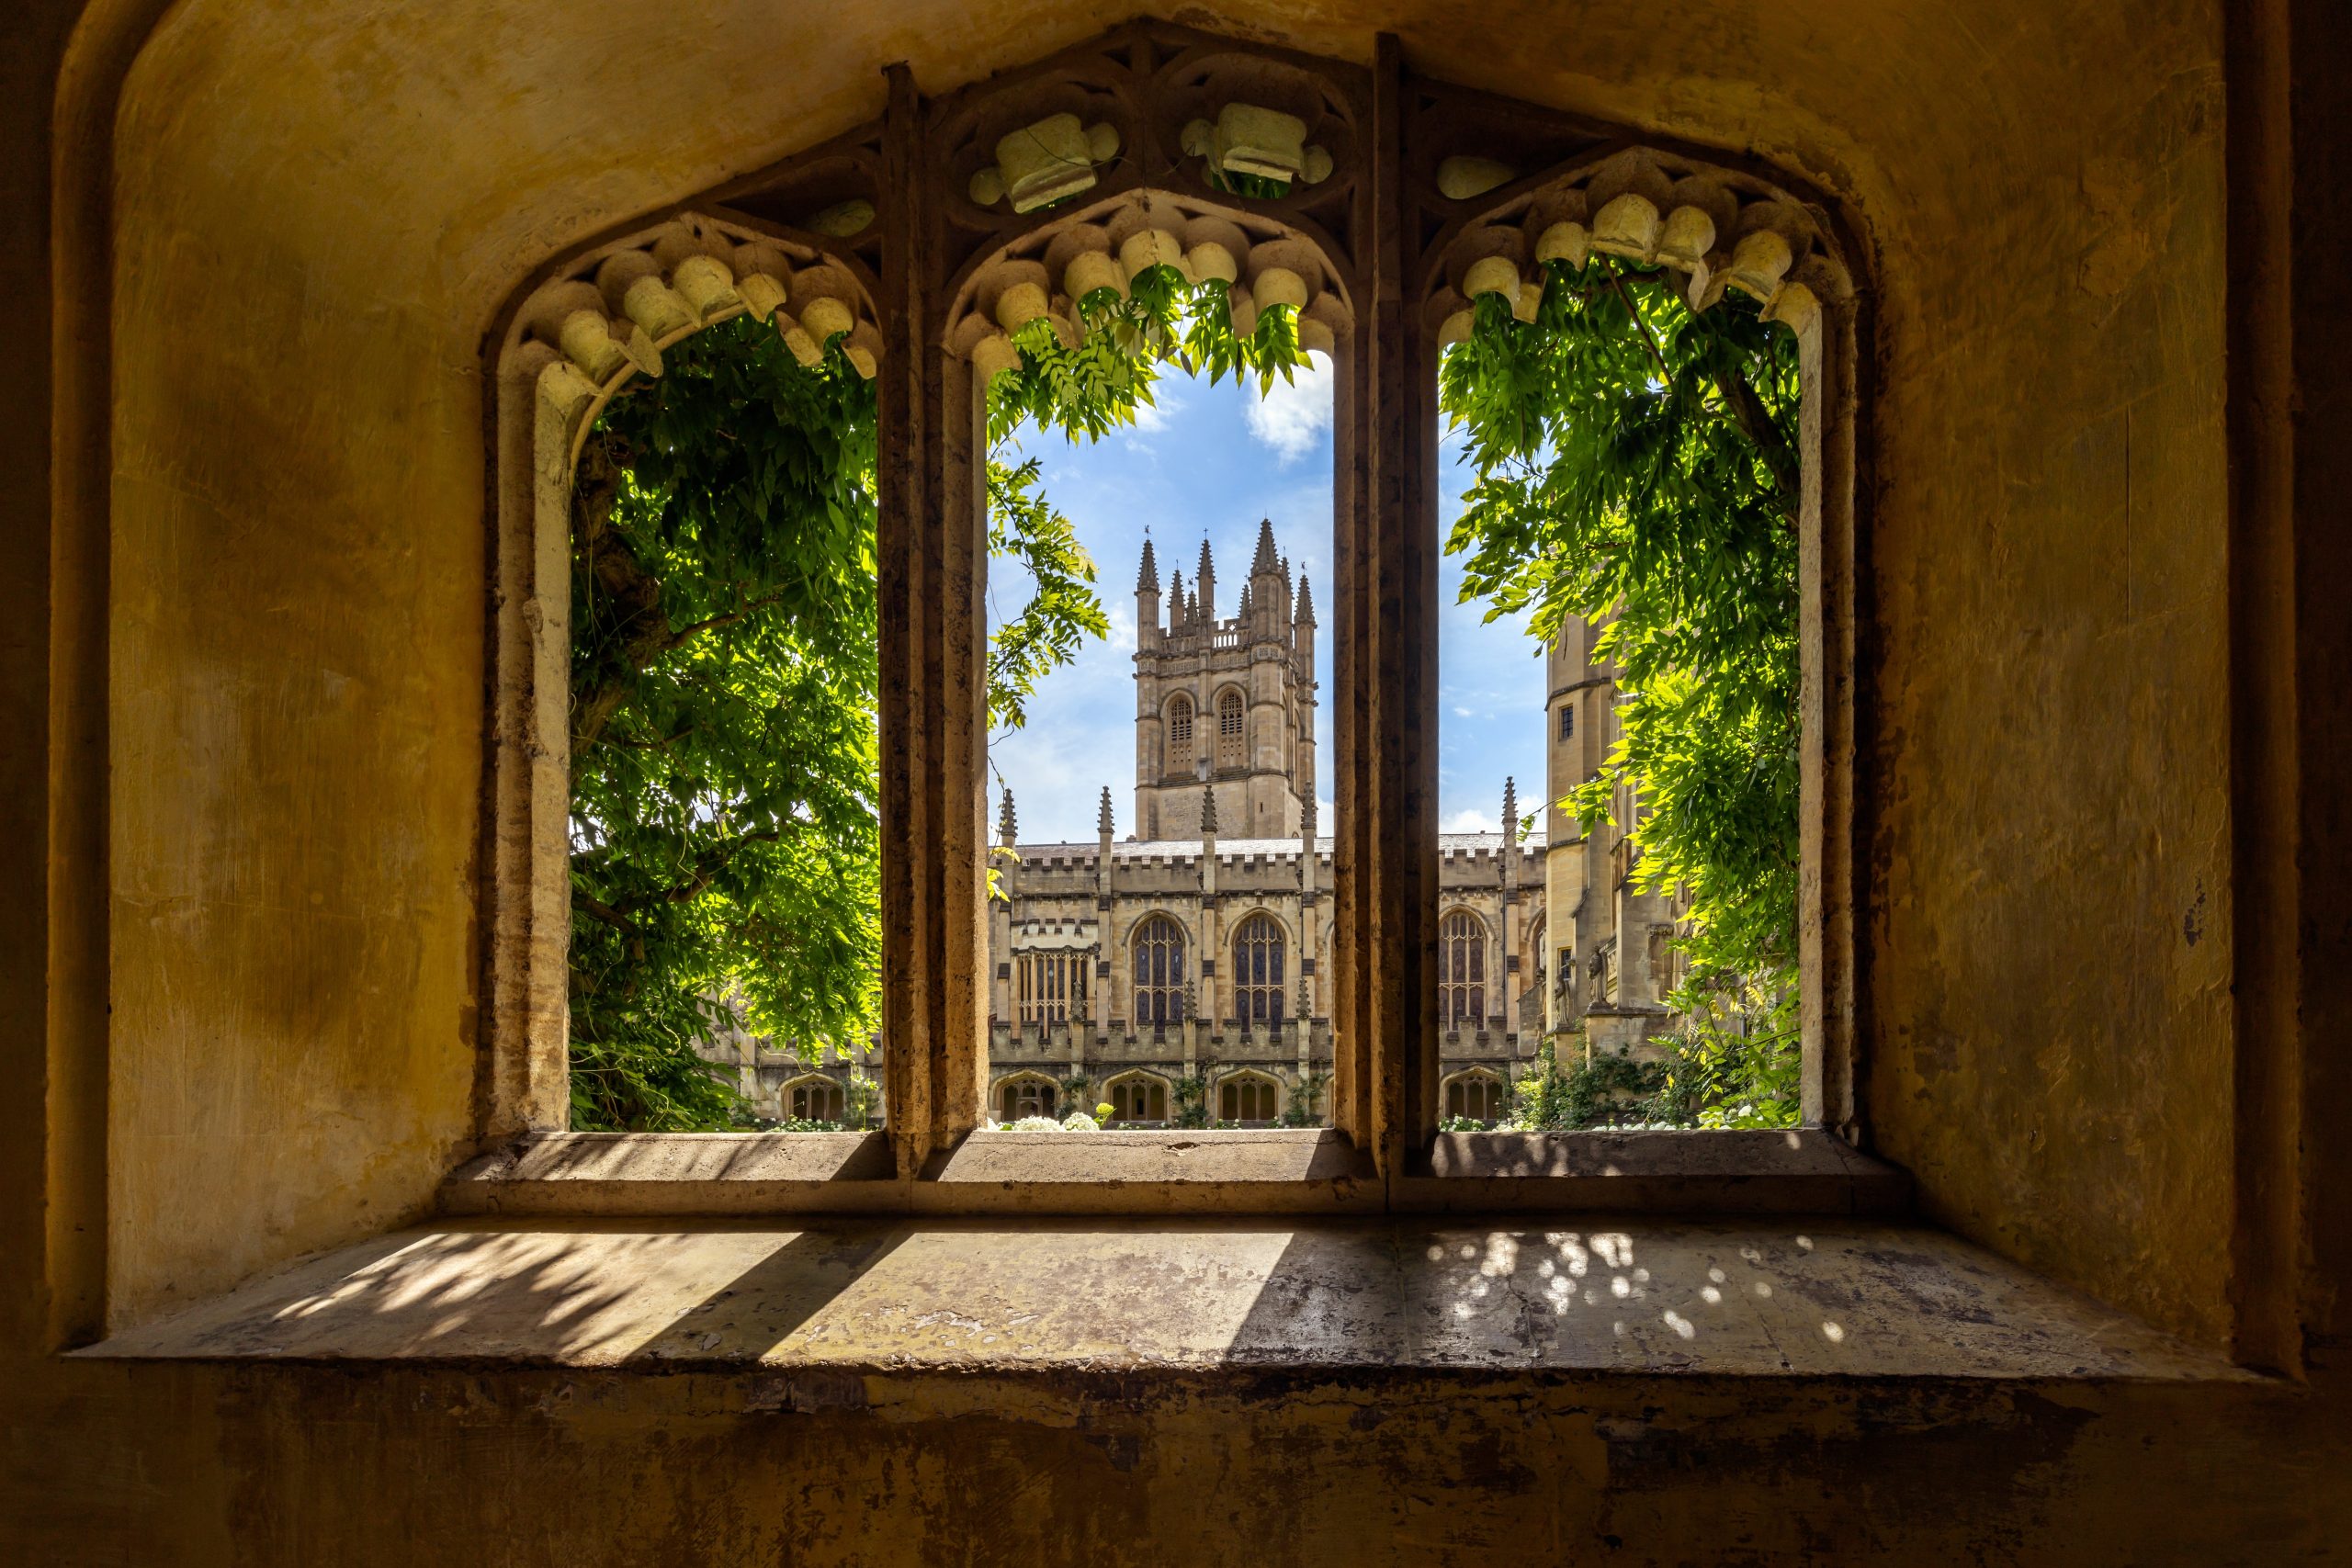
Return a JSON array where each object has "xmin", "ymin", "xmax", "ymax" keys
[
  {"xmin": 786, "ymin": 1077, "xmax": 846, "ymax": 1123},
  {"xmin": 1014, "ymin": 950, "xmax": 1087, "ymax": 1027},
  {"xmin": 1217, "ymin": 1073, "xmax": 1280, "ymax": 1125},
  {"xmin": 1216, "ymin": 688, "xmax": 1245, "ymax": 770},
  {"xmin": 478, "ymin": 20, "xmax": 1857, "ymax": 1172},
  {"xmin": 997, "ymin": 1076, "xmax": 1059, "ymax": 1122},
  {"xmin": 1441, "ymin": 910, "xmax": 1489, "ymax": 1029},
  {"xmin": 1231, "ymin": 914, "xmax": 1286, "ymax": 1029},
  {"xmin": 1106, "ymin": 1073, "xmax": 1170, "ymax": 1124},
  {"xmin": 1446, "ymin": 1072, "xmax": 1505, "ymax": 1125},
  {"xmin": 1130, "ymin": 915, "xmax": 1187, "ymax": 1032}
]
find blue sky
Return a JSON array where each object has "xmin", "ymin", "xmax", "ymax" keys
[{"xmin": 988, "ymin": 354, "xmax": 1550, "ymax": 841}]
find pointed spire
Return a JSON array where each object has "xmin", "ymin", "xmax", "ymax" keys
[
  {"xmin": 1195, "ymin": 537, "xmax": 1216, "ymax": 621},
  {"xmin": 1197, "ymin": 536, "xmax": 1216, "ymax": 584},
  {"xmin": 1295, "ymin": 573, "xmax": 1317, "ymax": 625},
  {"xmin": 1502, "ymin": 776, "xmax": 1519, "ymax": 840},
  {"xmin": 1200, "ymin": 781, "xmax": 1218, "ymax": 837},
  {"xmin": 1250, "ymin": 516, "xmax": 1279, "ymax": 574},
  {"xmin": 998, "ymin": 785, "xmax": 1017, "ymax": 848},
  {"xmin": 1168, "ymin": 568, "xmax": 1185, "ymax": 626},
  {"xmin": 1137, "ymin": 536, "xmax": 1159, "ymax": 593},
  {"xmin": 1238, "ymin": 582, "xmax": 1254, "ymax": 620},
  {"xmin": 1098, "ymin": 785, "xmax": 1114, "ymax": 837}
]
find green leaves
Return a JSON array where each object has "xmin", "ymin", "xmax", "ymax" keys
[
  {"xmin": 1442, "ymin": 258, "xmax": 1804, "ymax": 1126},
  {"xmin": 568, "ymin": 320, "xmax": 883, "ymax": 1130}
]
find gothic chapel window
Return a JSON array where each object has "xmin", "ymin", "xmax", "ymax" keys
[
  {"xmin": 1131, "ymin": 915, "xmax": 1187, "ymax": 1032},
  {"xmin": 1440, "ymin": 910, "xmax": 1488, "ymax": 1029},
  {"xmin": 1232, "ymin": 914, "xmax": 1286, "ymax": 1029}
]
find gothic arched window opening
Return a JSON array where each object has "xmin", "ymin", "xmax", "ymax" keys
[
  {"xmin": 1218, "ymin": 1072, "xmax": 1280, "ymax": 1125},
  {"xmin": 1232, "ymin": 913, "xmax": 1286, "ymax": 1030},
  {"xmin": 1441, "ymin": 909, "xmax": 1488, "ymax": 1030},
  {"xmin": 1445, "ymin": 1072, "xmax": 1504, "ymax": 1125},
  {"xmin": 1131, "ymin": 915, "xmax": 1187, "ymax": 1032},
  {"xmin": 787, "ymin": 1077, "xmax": 846, "ymax": 1123},
  {"xmin": 998, "ymin": 1075, "xmax": 1059, "ymax": 1122},
  {"xmin": 1106, "ymin": 1073, "xmax": 1170, "ymax": 1124}
]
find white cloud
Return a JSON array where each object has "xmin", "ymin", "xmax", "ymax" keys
[
  {"xmin": 1241, "ymin": 352, "xmax": 1334, "ymax": 464},
  {"xmin": 1128, "ymin": 389, "xmax": 1182, "ymax": 434},
  {"xmin": 1443, "ymin": 808, "xmax": 1498, "ymax": 833},
  {"xmin": 1452, "ymin": 705, "xmax": 1476, "ymax": 718}
]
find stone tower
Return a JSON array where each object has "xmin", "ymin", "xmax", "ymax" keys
[
  {"xmin": 1134, "ymin": 520, "xmax": 1317, "ymax": 840},
  {"xmin": 1542, "ymin": 611, "xmax": 1679, "ymax": 1043}
]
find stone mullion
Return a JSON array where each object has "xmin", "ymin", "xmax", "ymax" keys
[
  {"xmin": 878, "ymin": 63, "xmax": 990, "ymax": 1175},
  {"xmin": 1360, "ymin": 33, "xmax": 1442, "ymax": 1170}
]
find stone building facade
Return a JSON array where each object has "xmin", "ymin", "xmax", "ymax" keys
[{"xmin": 718, "ymin": 520, "xmax": 1680, "ymax": 1126}]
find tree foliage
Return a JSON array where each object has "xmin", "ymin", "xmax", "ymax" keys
[{"xmin": 1439, "ymin": 257, "xmax": 1804, "ymax": 1124}]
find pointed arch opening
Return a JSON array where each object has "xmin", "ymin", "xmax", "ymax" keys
[
  {"xmin": 1232, "ymin": 912, "xmax": 1287, "ymax": 1031},
  {"xmin": 1130, "ymin": 914, "xmax": 1190, "ymax": 1033},
  {"xmin": 1216, "ymin": 1070, "xmax": 1282, "ymax": 1126}
]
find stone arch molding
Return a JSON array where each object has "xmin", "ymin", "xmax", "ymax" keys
[
  {"xmin": 1421, "ymin": 144, "xmax": 1851, "ymax": 347},
  {"xmin": 945, "ymin": 188, "xmax": 1354, "ymax": 385},
  {"xmin": 511, "ymin": 212, "xmax": 887, "ymax": 477},
  {"xmin": 475, "ymin": 16, "xmax": 1866, "ymax": 1150}
]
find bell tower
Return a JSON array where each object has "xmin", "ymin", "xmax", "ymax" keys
[{"xmin": 1134, "ymin": 520, "xmax": 1315, "ymax": 840}]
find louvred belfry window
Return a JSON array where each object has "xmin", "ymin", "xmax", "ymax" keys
[{"xmin": 1168, "ymin": 694, "xmax": 1194, "ymax": 773}]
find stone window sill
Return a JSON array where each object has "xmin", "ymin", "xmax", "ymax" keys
[
  {"xmin": 74, "ymin": 1213, "xmax": 2246, "ymax": 1384},
  {"xmin": 439, "ymin": 1127, "xmax": 1911, "ymax": 1217}
]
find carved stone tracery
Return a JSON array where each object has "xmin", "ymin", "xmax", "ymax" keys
[{"xmin": 481, "ymin": 18, "xmax": 1862, "ymax": 1160}]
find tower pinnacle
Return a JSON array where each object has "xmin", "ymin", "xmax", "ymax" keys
[
  {"xmin": 998, "ymin": 785, "xmax": 1017, "ymax": 848},
  {"xmin": 1136, "ymin": 536, "xmax": 1159, "ymax": 593}
]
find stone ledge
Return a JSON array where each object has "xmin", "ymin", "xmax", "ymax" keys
[
  {"xmin": 442, "ymin": 1128, "xmax": 1904, "ymax": 1217},
  {"xmin": 75, "ymin": 1216, "xmax": 2246, "ymax": 1383}
]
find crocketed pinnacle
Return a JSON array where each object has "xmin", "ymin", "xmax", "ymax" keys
[
  {"xmin": 1501, "ymin": 775, "xmax": 1518, "ymax": 839},
  {"xmin": 1200, "ymin": 781, "xmax": 1218, "ymax": 837},
  {"xmin": 1098, "ymin": 785, "xmax": 1114, "ymax": 836},
  {"xmin": 1250, "ymin": 516, "xmax": 1280, "ymax": 574},
  {"xmin": 998, "ymin": 785, "xmax": 1017, "ymax": 847},
  {"xmin": 1294, "ymin": 572, "xmax": 1317, "ymax": 624},
  {"xmin": 1136, "ymin": 536, "xmax": 1159, "ymax": 594}
]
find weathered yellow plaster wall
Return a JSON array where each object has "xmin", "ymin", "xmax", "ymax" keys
[
  {"xmin": 95, "ymin": 0, "xmax": 2244, "ymax": 1337},
  {"xmin": 6, "ymin": 0, "xmax": 2346, "ymax": 1559}
]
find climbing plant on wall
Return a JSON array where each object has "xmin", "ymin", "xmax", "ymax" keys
[{"xmin": 1440, "ymin": 257, "xmax": 1803, "ymax": 1126}]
